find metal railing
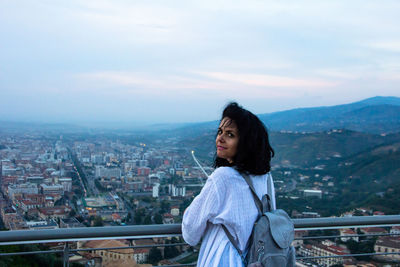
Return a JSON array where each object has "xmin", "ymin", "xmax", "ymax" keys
[{"xmin": 0, "ymin": 215, "xmax": 399, "ymax": 266}]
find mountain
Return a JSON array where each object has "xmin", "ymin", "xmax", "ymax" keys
[
  {"xmin": 323, "ymin": 140, "xmax": 400, "ymax": 214},
  {"xmin": 183, "ymin": 125, "xmax": 400, "ymax": 215},
  {"xmin": 356, "ymin": 96, "xmax": 400, "ymax": 106},
  {"xmin": 258, "ymin": 96, "xmax": 400, "ymax": 133},
  {"xmin": 2, "ymin": 96, "xmax": 398, "ymax": 135},
  {"xmin": 0, "ymin": 121, "xmax": 85, "ymax": 133},
  {"xmin": 270, "ymin": 130, "xmax": 400, "ymax": 167},
  {"xmin": 182, "ymin": 127, "xmax": 400, "ymax": 166},
  {"xmin": 158, "ymin": 96, "xmax": 400, "ymax": 139},
  {"xmin": 149, "ymin": 96, "xmax": 400, "ymax": 215}
]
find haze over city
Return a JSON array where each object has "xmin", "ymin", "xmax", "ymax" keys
[{"xmin": 1, "ymin": 0, "xmax": 400, "ymax": 124}]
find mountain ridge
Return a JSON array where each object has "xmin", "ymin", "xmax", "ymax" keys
[{"xmin": 170, "ymin": 96, "xmax": 400, "ymax": 136}]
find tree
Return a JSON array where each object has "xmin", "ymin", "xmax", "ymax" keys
[
  {"xmin": 134, "ymin": 213, "xmax": 142, "ymax": 224},
  {"xmin": 160, "ymin": 201, "xmax": 170, "ymax": 213},
  {"xmin": 144, "ymin": 215, "xmax": 152, "ymax": 225},
  {"xmin": 54, "ymin": 197, "xmax": 64, "ymax": 206},
  {"xmin": 125, "ymin": 212, "xmax": 131, "ymax": 223},
  {"xmin": 345, "ymin": 238, "xmax": 375, "ymax": 261},
  {"xmin": 154, "ymin": 213, "xmax": 163, "ymax": 224},
  {"xmin": 93, "ymin": 216, "xmax": 104, "ymax": 227},
  {"xmin": 164, "ymin": 238, "xmax": 180, "ymax": 259},
  {"xmin": 148, "ymin": 247, "xmax": 162, "ymax": 265},
  {"xmin": 180, "ymin": 199, "xmax": 192, "ymax": 211},
  {"xmin": 134, "ymin": 208, "xmax": 145, "ymax": 225},
  {"xmin": 76, "ymin": 215, "xmax": 84, "ymax": 223},
  {"xmin": 69, "ymin": 209, "xmax": 76, "ymax": 217},
  {"xmin": 354, "ymin": 209, "xmax": 364, "ymax": 216},
  {"xmin": 95, "ymin": 179, "xmax": 107, "ymax": 192},
  {"xmin": 142, "ymin": 197, "xmax": 151, "ymax": 203}
]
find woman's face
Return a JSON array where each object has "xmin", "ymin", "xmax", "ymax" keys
[{"xmin": 216, "ymin": 117, "xmax": 239, "ymax": 163}]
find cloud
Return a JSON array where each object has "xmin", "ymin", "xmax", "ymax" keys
[
  {"xmin": 75, "ymin": 1, "xmax": 179, "ymax": 31},
  {"xmin": 196, "ymin": 71, "xmax": 336, "ymax": 88},
  {"xmin": 76, "ymin": 71, "xmax": 231, "ymax": 97},
  {"xmin": 76, "ymin": 70, "xmax": 338, "ymax": 100},
  {"xmin": 2, "ymin": 0, "xmax": 400, "ymax": 123},
  {"xmin": 367, "ymin": 41, "xmax": 400, "ymax": 53},
  {"xmin": 314, "ymin": 69, "xmax": 358, "ymax": 80}
]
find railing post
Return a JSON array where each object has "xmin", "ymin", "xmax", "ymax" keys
[{"xmin": 63, "ymin": 242, "xmax": 70, "ymax": 267}]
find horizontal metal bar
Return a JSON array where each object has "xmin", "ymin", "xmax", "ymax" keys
[
  {"xmin": 154, "ymin": 264, "xmax": 196, "ymax": 267},
  {"xmin": 2, "ymin": 250, "xmax": 399, "ymax": 262},
  {"xmin": 298, "ymin": 251, "xmax": 400, "ymax": 260},
  {"xmin": 0, "ymin": 215, "xmax": 399, "ymax": 246},
  {"xmin": 3, "ymin": 250, "xmax": 399, "ymax": 263},
  {"xmin": 71, "ymin": 242, "xmax": 188, "ymax": 253},
  {"xmin": 295, "ymin": 223, "xmax": 400, "ymax": 231},
  {"xmin": 0, "ymin": 249, "xmax": 64, "ymax": 257},
  {"xmin": 0, "ymin": 234, "xmax": 183, "ymax": 246},
  {"xmin": 293, "ymin": 215, "xmax": 400, "ymax": 230},
  {"xmin": 298, "ymin": 232, "xmax": 400, "ymax": 240},
  {"xmin": 0, "ymin": 243, "xmax": 189, "ymax": 258},
  {"xmin": 0, "ymin": 224, "xmax": 182, "ymax": 245}
]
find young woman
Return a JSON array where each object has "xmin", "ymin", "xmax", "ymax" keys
[{"xmin": 182, "ymin": 102, "xmax": 276, "ymax": 267}]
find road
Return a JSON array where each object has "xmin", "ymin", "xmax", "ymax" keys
[
  {"xmin": 120, "ymin": 194, "xmax": 136, "ymax": 225},
  {"xmin": 86, "ymin": 172, "xmax": 100, "ymax": 196}
]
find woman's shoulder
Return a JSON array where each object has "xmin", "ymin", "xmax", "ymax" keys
[
  {"xmin": 210, "ymin": 167, "xmax": 272, "ymax": 179},
  {"xmin": 209, "ymin": 167, "xmax": 242, "ymax": 185},
  {"xmin": 210, "ymin": 166, "xmax": 239, "ymax": 178}
]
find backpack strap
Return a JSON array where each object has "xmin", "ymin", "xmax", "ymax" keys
[
  {"xmin": 221, "ymin": 172, "xmax": 271, "ymax": 264},
  {"xmin": 221, "ymin": 224, "xmax": 243, "ymax": 255},
  {"xmin": 221, "ymin": 224, "xmax": 247, "ymax": 265},
  {"xmin": 221, "ymin": 173, "xmax": 262, "ymax": 260},
  {"xmin": 241, "ymin": 173, "xmax": 263, "ymax": 215}
]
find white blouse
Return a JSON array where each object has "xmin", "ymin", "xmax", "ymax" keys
[{"xmin": 182, "ymin": 167, "xmax": 276, "ymax": 267}]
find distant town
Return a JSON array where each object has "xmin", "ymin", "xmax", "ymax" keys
[{"xmin": 0, "ymin": 129, "xmax": 399, "ymax": 266}]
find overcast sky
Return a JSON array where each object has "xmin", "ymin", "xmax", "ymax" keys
[{"xmin": 1, "ymin": 0, "xmax": 399, "ymax": 125}]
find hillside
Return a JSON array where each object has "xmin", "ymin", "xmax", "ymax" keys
[
  {"xmin": 270, "ymin": 130, "xmax": 395, "ymax": 167},
  {"xmin": 182, "ymin": 129, "xmax": 400, "ymax": 215},
  {"xmin": 326, "ymin": 141, "xmax": 400, "ymax": 214},
  {"xmin": 160, "ymin": 96, "xmax": 400, "ymax": 138},
  {"xmin": 274, "ymin": 139, "xmax": 400, "ymax": 216},
  {"xmin": 258, "ymin": 96, "xmax": 400, "ymax": 133},
  {"xmin": 183, "ymin": 129, "xmax": 400, "ymax": 167},
  {"xmin": 333, "ymin": 141, "xmax": 400, "ymax": 193}
]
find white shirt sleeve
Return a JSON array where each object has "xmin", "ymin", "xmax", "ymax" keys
[{"xmin": 182, "ymin": 176, "xmax": 222, "ymax": 246}]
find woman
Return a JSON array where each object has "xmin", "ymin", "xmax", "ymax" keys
[{"xmin": 182, "ymin": 102, "xmax": 276, "ymax": 267}]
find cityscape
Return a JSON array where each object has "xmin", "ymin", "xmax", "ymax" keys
[
  {"xmin": 2, "ymin": 1, "xmax": 400, "ymax": 265},
  {"xmin": 1, "ymin": 103, "xmax": 399, "ymax": 267}
]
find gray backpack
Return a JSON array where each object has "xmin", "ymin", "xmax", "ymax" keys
[{"xmin": 222, "ymin": 173, "xmax": 296, "ymax": 267}]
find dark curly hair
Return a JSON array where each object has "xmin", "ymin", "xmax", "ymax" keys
[{"xmin": 214, "ymin": 102, "xmax": 274, "ymax": 175}]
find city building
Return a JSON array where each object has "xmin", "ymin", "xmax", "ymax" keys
[
  {"xmin": 40, "ymin": 184, "xmax": 64, "ymax": 195},
  {"xmin": 298, "ymin": 240, "xmax": 352, "ymax": 266},
  {"xmin": 58, "ymin": 177, "xmax": 72, "ymax": 192},
  {"xmin": 8, "ymin": 183, "xmax": 38, "ymax": 198},
  {"xmin": 38, "ymin": 206, "xmax": 71, "ymax": 220},
  {"xmin": 303, "ymin": 189, "xmax": 322, "ymax": 199},
  {"xmin": 374, "ymin": 236, "xmax": 400, "ymax": 261},
  {"xmin": 95, "ymin": 166, "xmax": 121, "ymax": 179},
  {"xmin": 152, "ymin": 183, "xmax": 160, "ymax": 198},
  {"xmin": 340, "ymin": 228, "xmax": 359, "ymax": 242},
  {"xmin": 79, "ymin": 239, "xmax": 150, "ymax": 267}
]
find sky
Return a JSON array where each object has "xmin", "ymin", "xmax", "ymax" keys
[{"xmin": 1, "ymin": 0, "xmax": 400, "ymax": 125}]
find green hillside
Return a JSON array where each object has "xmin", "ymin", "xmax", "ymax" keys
[
  {"xmin": 183, "ymin": 129, "xmax": 400, "ymax": 215},
  {"xmin": 258, "ymin": 97, "xmax": 400, "ymax": 133},
  {"xmin": 270, "ymin": 130, "xmax": 399, "ymax": 167},
  {"xmin": 184, "ymin": 129, "xmax": 400, "ymax": 168},
  {"xmin": 330, "ymin": 142, "xmax": 400, "ymax": 213}
]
